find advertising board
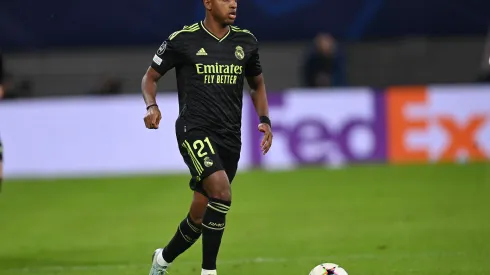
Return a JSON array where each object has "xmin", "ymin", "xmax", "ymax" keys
[{"xmin": 1, "ymin": 85, "xmax": 488, "ymax": 178}]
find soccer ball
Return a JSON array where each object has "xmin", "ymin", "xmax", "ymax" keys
[{"xmin": 309, "ymin": 263, "xmax": 348, "ymax": 275}]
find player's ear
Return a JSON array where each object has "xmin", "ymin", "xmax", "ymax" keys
[{"xmin": 203, "ymin": 0, "xmax": 212, "ymax": 10}]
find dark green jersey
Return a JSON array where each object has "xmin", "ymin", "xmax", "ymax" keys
[{"xmin": 150, "ymin": 21, "xmax": 262, "ymax": 152}]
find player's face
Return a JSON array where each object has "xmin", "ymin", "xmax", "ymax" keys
[{"xmin": 210, "ymin": 0, "xmax": 238, "ymax": 25}]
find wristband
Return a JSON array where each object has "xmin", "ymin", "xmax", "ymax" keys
[
  {"xmin": 146, "ymin": 104, "xmax": 158, "ymax": 111},
  {"xmin": 259, "ymin": 116, "xmax": 271, "ymax": 128}
]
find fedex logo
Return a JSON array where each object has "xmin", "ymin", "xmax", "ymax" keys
[
  {"xmin": 386, "ymin": 86, "xmax": 490, "ymax": 163},
  {"xmin": 248, "ymin": 91, "xmax": 387, "ymax": 167}
]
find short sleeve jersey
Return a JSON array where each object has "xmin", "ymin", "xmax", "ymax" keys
[{"xmin": 150, "ymin": 22, "xmax": 262, "ymax": 152}]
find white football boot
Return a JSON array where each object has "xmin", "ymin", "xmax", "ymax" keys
[{"xmin": 148, "ymin": 248, "xmax": 171, "ymax": 275}]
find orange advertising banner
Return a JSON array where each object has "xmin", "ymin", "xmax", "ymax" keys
[{"xmin": 386, "ymin": 85, "xmax": 490, "ymax": 163}]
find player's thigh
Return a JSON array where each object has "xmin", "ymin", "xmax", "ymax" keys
[
  {"xmin": 198, "ymin": 146, "xmax": 239, "ymax": 199},
  {"xmin": 178, "ymin": 131, "xmax": 225, "ymax": 184},
  {"xmin": 220, "ymin": 149, "xmax": 240, "ymax": 184},
  {"xmin": 201, "ymin": 170, "xmax": 231, "ymax": 200}
]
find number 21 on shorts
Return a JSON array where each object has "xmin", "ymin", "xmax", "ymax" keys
[
  {"xmin": 183, "ymin": 137, "xmax": 215, "ymax": 158},
  {"xmin": 192, "ymin": 137, "xmax": 215, "ymax": 157}
]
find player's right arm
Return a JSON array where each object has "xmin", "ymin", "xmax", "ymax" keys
[
  {"xmin": 142, "ymin": 67, "xmax": 162, "ymax": 129},
  {"xmin": 142, "ymin": 38, "xmax": 181, "ymax": 129}
]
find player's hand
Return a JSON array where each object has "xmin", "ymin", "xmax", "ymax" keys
[
  {"xmin": 144, "ymin": 105, "xmax": 162, "ymax": 129},
  {"xmin": 258, "ymin": 123, "xmax": 273, "ymax": 155}
]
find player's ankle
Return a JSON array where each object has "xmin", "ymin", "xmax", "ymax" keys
[
  {"xmin": 157, "ymin": 249, "xmax": 172, "ymax": 266},
  {"xmin": 201, "ymin": 269, "xmax": 217, "ymax": 275}
]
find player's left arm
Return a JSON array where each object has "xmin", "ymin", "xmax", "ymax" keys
[{"xmin": 245, "ymin": 47, "xmax": 272, "ymax": 155}]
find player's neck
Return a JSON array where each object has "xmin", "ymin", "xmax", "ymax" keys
[{"xmin": 203, "ymin": 17, "xmax": 230, "ymax": 39}]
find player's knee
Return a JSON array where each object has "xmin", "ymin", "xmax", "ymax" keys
[
  {"xmin": 203, "ymin": 171, "xmax": 231, "ymax": 202},
  {"xmin": 209, "ymin": 187, "xmax": 231, "ymax": 201}
]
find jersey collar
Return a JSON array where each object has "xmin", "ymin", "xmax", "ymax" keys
[{"xmin": 200, "ymin": 21, "xmax": 231, "ymax": 43}]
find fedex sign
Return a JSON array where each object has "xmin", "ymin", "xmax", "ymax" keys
[
  {"xmin": 248, "ymin": 90, "xmax": 387, "ymax": 168},
  {"xmin": 386, "ymin": 86, "xmax": 490, "ymax": 163}
]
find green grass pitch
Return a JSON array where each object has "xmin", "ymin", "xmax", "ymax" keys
[{"xmin": 0, "ymin": 163, "xmax": 489, "ymax": 275}]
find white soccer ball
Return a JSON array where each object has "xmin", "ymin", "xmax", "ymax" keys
[{"xmin": 309, "ymin": 263, "xmax": 348, "ymax": 275}]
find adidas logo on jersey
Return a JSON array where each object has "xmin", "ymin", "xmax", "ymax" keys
[{"xmin": 196, "ymin": 48, "xmax": 208, "ymax": 56}]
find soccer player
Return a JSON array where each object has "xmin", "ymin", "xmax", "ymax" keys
[{"xmin": 141, "ymin": 0, "xmax": 272, "ymax": 275}]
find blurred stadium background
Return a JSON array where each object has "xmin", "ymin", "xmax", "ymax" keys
[{"xmin": 0, "ymin": 1, "xmax": 489, "ymax": 275}]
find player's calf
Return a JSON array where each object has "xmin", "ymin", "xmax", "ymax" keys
[
  {"xmin": 149, "ymin": 193, "xmax": 207, "ymax": 275},
  {"xmin": 189, "ymin": 191, "xmax": 209, "ymax": 225},
  {"xmin": 162, "ymin": 213, "xmax": 202, "ymax": 262},
  {"xmin": 161, "ymin": 191, "xmax": 208, "ymax": 263},
  {"xmin": 149, "ymin": 214, "xmax": 203, "ymax": 275},
  {"xmin": 200, "ymin": 171, "xmax": 232, "ymax": 274}
]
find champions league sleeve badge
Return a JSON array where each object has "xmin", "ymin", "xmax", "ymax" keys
[{"xmin": 157, "ymin": 41, "xmax": 167, "ymax": 55}]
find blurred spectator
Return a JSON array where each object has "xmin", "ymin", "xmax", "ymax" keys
[
  {"xmin": 476, "ymin": 70, "xmax": 490, "ymax": 82},
  {"xmin": 302, "ymin": 33, "xmax": 345, "ymax": 87},
  {"xmin": 476, "ymin": 29, "xmax": 490, "ymax": 83},
  {"xmin": 0, "ymin": 52, "xmax": 33, "ymax": 100},
  {"xmin": 90, "ymin": 76, "xmax": 123, "ymax": 96},
  {"xmin": 1, "ymin": 73, "xmax": 33, "ymax": 99}
]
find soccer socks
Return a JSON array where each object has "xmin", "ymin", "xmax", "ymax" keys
[
  {"xmin": 157, "ymin": 199, "xmax": 231, "ymax": 272},
  {"xmin": 201, "ymin": 198, "xmax": 231, "ymax": 271},
  {"xmin": 201, "ymin": 269, "xmax": 217, "ymax": 275},
  {"xmin": 162, "ymin": 214, "xmax": 202, "ymax": 263}
]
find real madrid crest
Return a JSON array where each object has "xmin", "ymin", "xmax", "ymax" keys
[
  {"xmin": 235, "ymin": 46, "xmax": 244, "ymax": 60},
  {"xmin": 203, "ymin": 157, "xmax": 214, "ymax": 168}
]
